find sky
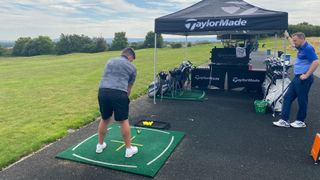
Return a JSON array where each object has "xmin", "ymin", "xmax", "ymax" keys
[{"xmin": 0, "ymin": 0, "xmax": 319, "ymax": 40}]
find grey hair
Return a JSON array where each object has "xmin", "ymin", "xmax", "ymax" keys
[
  {"xmin": 292, "ymin": 32, "xmax": 306, "ymax": 40},
  {"xmin": 121, "ymin": 47, "xmax": 135, "ymax": 59}
]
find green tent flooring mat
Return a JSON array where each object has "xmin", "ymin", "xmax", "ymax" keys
[
  {"xmin": 156, "ymin": 89, "xmax": 206, "ymax": 101},
  {"xmin": 56, "ymin": 124, "xmax": 185, "ymax": 177}
]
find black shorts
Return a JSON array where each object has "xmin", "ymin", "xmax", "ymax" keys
[{"xmin": 98, "ymin": 88, "xmax": 129, "ymax": 121}]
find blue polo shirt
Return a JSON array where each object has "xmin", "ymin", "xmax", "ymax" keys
[{"xmin": 294, "ymin": 42, "xmax": 318, "ymax": 75}]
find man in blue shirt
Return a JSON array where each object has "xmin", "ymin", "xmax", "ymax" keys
[{"xmin": 273, "ymin": 32, "xmax": 319, "ymax": 128}]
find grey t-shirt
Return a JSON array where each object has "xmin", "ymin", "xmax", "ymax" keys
[{"xmin": 99, "ymin": 56, "xmax": 137, "ymax": 92}]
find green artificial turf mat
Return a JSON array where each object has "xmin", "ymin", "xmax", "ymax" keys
[{"xmin": 56, "ymin": 124, "xmax": 185, "ymax": 177}]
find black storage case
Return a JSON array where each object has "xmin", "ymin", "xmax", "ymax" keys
[{"xmin": 210, "ymin": 47, "xmax": 250, "ymax": 65}]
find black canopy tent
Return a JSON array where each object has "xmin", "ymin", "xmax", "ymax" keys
[
  {"xmin": 155, "ymin": 0, "xmax": 288, "ymax": 35},
  {"xmin": 152, "ymin": 0, "xmax": 289, "ymax": 104}
]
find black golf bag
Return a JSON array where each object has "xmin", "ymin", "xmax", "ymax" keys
[{"xmin": 148, "ymin": 60, "xmax": 194, "ymax": 98}]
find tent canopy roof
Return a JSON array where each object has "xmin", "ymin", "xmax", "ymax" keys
[{"xmin": 155, "ymin": 0, "xmax": 288, "ymax": 35}]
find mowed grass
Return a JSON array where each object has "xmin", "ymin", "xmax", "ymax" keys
[{"xmin": 0, "ymin": 44, "xmax": 216, "ymax": 169}]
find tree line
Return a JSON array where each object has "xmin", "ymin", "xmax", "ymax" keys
[
  {"xmin": 288, "ymin": 22, "xmax": 320, "ymax": 37},
  {"xmin": 0, "ymin": 31, "xmax": 164, "ymax": 57},
  {"xmin": 11, "ymin": 34, "xmax": 108, "ymax": 56},
  {"xmin": 2, "ymin": 22, "xmax": 319, "ymax": 57}
]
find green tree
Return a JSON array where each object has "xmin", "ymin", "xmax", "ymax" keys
[
  {"xmin": 55, "ymin": 34, "xmax": 71, "ymax": 55},
  {"xmin": 143, "ymin": 31, "xmax": 163, "ymax": 48},
  {"xmin": 77, "ymin": 35, "xmax": 95, "ymax": 53},
  {"xmin": 111, "ymin": 32, "xmax": 128, "ymax": 51},
  {"xmin": 12, "ymin": 37, "xmax": 32, "ymax": 56},
  {"xmin": 93, "ymin": 37, "xmax": 108, "ymax": 52},
  {"xmin": 24, "ymin": 36, "xmax": 54, "ymax": 56},
  {"xmin": 12, "ymin": 36, "xmax": 54, "ymax": 56},
  {"xmin": 56, "ymin": 34, "xmax": 95, "ymax": 54}
]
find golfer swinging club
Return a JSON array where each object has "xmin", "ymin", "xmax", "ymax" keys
[
  {"xmin": 273, "ymin": 31, "xmax": 319, "ymax": 128},
  {"xmin": 96, "ymin": 48, "xmax": 138, "ymax": 158}
]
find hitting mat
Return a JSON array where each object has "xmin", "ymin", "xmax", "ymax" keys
[
  {"xmin": 157, "ymin": 89, "xmax": 206, "ymax": 101},
  {"xmin": 56, "ymin": 124, "xmax": 185, "ymax": 177}
]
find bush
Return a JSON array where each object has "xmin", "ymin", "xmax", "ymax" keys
[
  {"xmin": 4, "ymin": 48, "xmax": 13, "ymax": 56},
  {"xmin": 12, "ymin": 36, "xmax": 54, "ymax": 56},
  {"xmin": 194, "ymin": 41, "xmax": 212, "ymax": 45},
  {"xmin": 0, "ymin": 45, "xmax": 12, "ymax": 57},
  {"xmin": 0, "ymin": 45, "xmax": 4, "ymax": 56},
  {"xmin": 26, "ymin": 36, "xmax": 55, "ymax": 56},
  {"xmin": 12, "ymin": 37, "xmax": 32, "ymax": 56},
  {"xmin": 130, "ymin": 42, "xmax": 144, "ymax": 50},
  {"xmin": 171, "ymin": 43, "xmax": 182, "ymax": 48}
]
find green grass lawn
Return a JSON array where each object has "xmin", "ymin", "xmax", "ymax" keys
[{"xmin": 0, "ymin": 44, "xmax": 217, "ymax": 169}]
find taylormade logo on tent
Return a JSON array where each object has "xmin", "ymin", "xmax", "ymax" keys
[{"xmin": 185, "ymin": 18, "xmax": 247, "ymax": 31}]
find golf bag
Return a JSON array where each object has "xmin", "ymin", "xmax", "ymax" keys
[
  {"xmin": 148, "ymin": 60, "xmax": 194, "ymax": 98},
  {"xmin": 168, "ymin": 60, "xmax": 193, "ymax": 91},
  {"xmin": 148, "ymin": 71, "xmax": 169, "ymax": 98},
  {"xmin": 263, "ymin": 57, "xmax": 292, "ymax": 112},
  {"xmin": 265, "ymin": 78, "xmax": 291, "ymax": 112},
  {"xmin": 179, "ymin": 60, "xmax": 193, "ymax": 84}
]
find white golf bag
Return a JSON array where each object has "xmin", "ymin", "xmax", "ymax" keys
[
  {"xmin": 147, "ymin": 81, "xmax": 169, "ymax": 98},
  {"xmin": 265, "ymin": 78, "xmax": 291, "ymax": 112},
  {"xmin": 148, "ymin": 71, "xmax": 169, "ymax": 98}
]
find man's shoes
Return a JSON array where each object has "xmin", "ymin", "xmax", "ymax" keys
[
  {"xmin": 125, "ymin": 146, "xmax": 138, "ymax": 158},
  {"xmin": 290, "ymin": 121, "xmax": 306, "ymax": 128},
  {"xmin": 96, "ymin": 142, "xmax": 107, "ymax": 153},
  {"xmin": 273, "ymin": 119, "xmax": 290, "ymax": 128}
]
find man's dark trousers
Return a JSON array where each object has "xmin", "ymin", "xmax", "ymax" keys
[{"xmin": 281, "ymin": 74, "xmax": 314, "ymax": 122}]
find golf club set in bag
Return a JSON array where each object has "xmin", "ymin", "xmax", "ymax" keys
[
  {"xmin": 262, "ymin": 56, "xmax": 292, "ymax": 113},
  {"xmin": 148, "ymin": 60, "xmax": 194, "ymax": 98}
]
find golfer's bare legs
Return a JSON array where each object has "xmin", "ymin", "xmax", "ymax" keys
[
  {"xmin": 98, "ymin": 118, "xmax": 111, "ymax": 145},
  {"xmin": 119, "ymin": 120, "xmax": 132, "ymax": 148}
]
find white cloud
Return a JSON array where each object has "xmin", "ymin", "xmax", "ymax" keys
[
  {"xmin": 246, "ymin": 0, "xmax": 320, "ymax": 24},
  {"xmin": 0, "ymin": 0, "xmax": 319, "ymax": 40},
  {"xmin": 0, "ymin": 0, "xmax": 169, "ymax": 40}
]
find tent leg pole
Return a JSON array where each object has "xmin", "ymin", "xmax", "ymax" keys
[
  {"xmin": 274, "ymin": 33, "xmax": 277, "ymax": 57},
  {"xmin": 185, "ymin": 35, "xmax": 188, "ymax": 60},
  {"xmin": 281, "ymin": 31, "xmax": 287, "ymax": 112},
  {"xmin": 153, "ymin": 33, "xmax": 157, "ymax": 105}
]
